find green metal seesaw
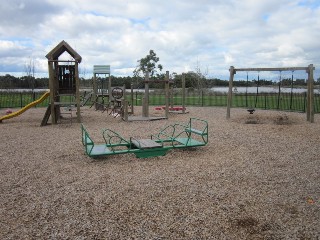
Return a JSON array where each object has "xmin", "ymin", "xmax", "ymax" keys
[{"xmin": 81, "ymin": 118, "xmax": 208, "ymax": 158}]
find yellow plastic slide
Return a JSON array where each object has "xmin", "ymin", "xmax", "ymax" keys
[{"xmin": 0, "ymin": 91, "xmax": 50, "ymax": 122}]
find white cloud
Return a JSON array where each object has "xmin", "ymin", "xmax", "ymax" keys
[{"xmin": 0, "ymin": 0, "xmax": 319, "ymax": 79}]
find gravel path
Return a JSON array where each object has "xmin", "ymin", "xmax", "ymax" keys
[{"xmin": 0, "ymin": 106, "xmax": 319, "ymax": 239}]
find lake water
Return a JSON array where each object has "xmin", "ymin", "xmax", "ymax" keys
[{"xmin": 210, "ymin": 87, "xmax": 318, "ymax": 94}]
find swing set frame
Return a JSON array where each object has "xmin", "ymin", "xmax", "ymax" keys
[{"xmin": 227, "ymin": 64, "xmax": 316, "ymax": 123}]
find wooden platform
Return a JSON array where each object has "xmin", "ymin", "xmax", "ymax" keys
[{"xmin": 127, "ymin": 116, "xmax": 167, "ymax": 121}]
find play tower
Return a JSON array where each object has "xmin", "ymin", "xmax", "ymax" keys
[{"xmin": 44, "ymin": 40, "xmax": 82, "ymax": 125}]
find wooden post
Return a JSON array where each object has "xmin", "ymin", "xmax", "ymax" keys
[
  {"xmin": 227, "ymin": 66, "xmax": 235, "ymax": 119},
  {"xmin": 307, "ymin": 69, "xmax": 310, "ymax": 122},
  {"xmin": 123, "ymin": 100, "xmax": 128, "ymax": 121},
  {"xmin": 131, "ymin": 83, "xmax": 134, "ymax": 114},
  {"xmin": 307, "ymin": 64, "xmax": 314, "ymax": 123},
  {"xmin": 170, "ymin": 83, "xmax": 174, "ymax": 109},
  {"xmin": 108, "ymin": 73, "xmax": 112, "ymax": 103},
  {"xmin": 165, "ymin": 71, "xmax": 169, "ymax": 118},
  {"xmin": 142, "ymin": 72, "xmax": 149, "ymax": 117},
  {"xmin": 48, "ymin": 61, "xmax": 56, "ymax": 124},
  {"xmin": 123, "ymin": 84, "xmax": 126, "ymax": 100},
  {"xmin": 142, "ymin": 96, "xmax": 145, "ymax": 116},
  {"xmin": 75, "ymin": 62, "xmax": 81, "ymax": 122},
  {"xmin": 182, "ymin": 73, "xmax": 186, "ymax": 114},
  {"xmin": 93, "ymin": 73, "xmax": 97, "ymax": 110}
]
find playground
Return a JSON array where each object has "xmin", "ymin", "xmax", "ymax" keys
[{"xmin": 0, "ymin": 106, "xmax": 319, "ymax": 239}]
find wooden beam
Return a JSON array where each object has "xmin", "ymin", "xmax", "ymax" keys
[
  {"xmin": 142, "ymin": 72, "xmax": 149, "ymax": 117},
  {"xmin": 123, "ymin": 100, "xmax": 128, "ymax": 121},
  {"xmin": 130, "ymin": 83, "xmax": 134, "ymax": 114},
  {"xmin": 307, "ymin": 64, "xmax": 314, "ymax": 123},
  {"xmin": 182, "ymin": 73, "xmax": 186, "ymax": 114},
  {"xmin": 234, "ymin": 67, "xmax": 314, "ymax": 72},
  {"xmin": 165, "ymin": 71, "xmax": 169, "ymax": 119},
  {"xmin": 75, "ymin": 62, "xmax": 81, "ymax": 123},
  {"xmin": 48, "ymin": 61, "xmax": 56, "ymax": 124},
  {"xmin": 47, "ymin": 60, "xmax": 78, "ymax": 63},
  {"xmin": 144, "ymin": 80, "xmax": 170, "ymax": 83},
  {"xmin": 226, "ymin": 66, "xmax": 235, "ymax": 119}
]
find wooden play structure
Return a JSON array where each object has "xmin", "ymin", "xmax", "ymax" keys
[
  {"xmin": 226, "ymin": 64, "xmax": 316, "ymax": 123},
  {"xmin": 42, "ymin": 40, "xmax": 82, "ymax": 125},
  {"xmin": 81, "ymin": 118, "xmax": 208, "ymax": 158},
  {"xmin": 92, "ymin": 65, "xmax": 111, "ymax": 110},
  {"xmin": 166, "ymin": 72, "xmax": 187, "ymax": 114},
  {"xmin": 154, "ymin": 73, "xmax": 187, "ymax": 113},
  {"xmin": 123, "ymin": 71, "xmax": 170, "ymax": 121},
  {"xmin": 90, "ymin": 65, "xmax": 126, "ymax": 116},
  {"xmin": 122, "ymin": 71, "xmax": 188, "ymax": 121}
]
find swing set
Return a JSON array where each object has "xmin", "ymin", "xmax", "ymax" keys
[
  {"xmin": 244, "ymin": 70, "xmax": 294, "ymax": 113},
  {"xmin": 227, "ymin": 64, "xmax": 316, "ymax": 122}
]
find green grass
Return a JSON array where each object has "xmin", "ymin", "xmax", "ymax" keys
[
  {"xmin": 0, "ymin": 92, "xmax": 72, "ymax": 109},
  {"xmin": 128, "ymin": 92, "xmax": 310, "ymax": 112},
  {"xmin": 1, "ymin": 91, "xmax": 319, "ymax": 113}
]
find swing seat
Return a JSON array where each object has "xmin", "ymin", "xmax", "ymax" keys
[{"xmin": 247, "ymin": 109, "xmax": 255, "ymax": 114}]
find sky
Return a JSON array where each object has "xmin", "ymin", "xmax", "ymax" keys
[{"xmin": 0, "ymin": 0, "xmax": 319, "ymax": 80}]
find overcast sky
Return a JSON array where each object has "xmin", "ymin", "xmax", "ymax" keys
[{"xmin": 0, "ymin": 0, "xmax": 319, "ymax": 79}]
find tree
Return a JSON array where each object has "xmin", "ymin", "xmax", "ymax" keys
[
  {"xmin": 194, "ymin": 60, "xmax": 208, "ymax": 90},
  {"xmin": 133, "ymin": 50, "xmax": 163, "ymax": 78},
  {"xmin": 24, "ymin": 57, "xmax": 35, "ymax": 90}
]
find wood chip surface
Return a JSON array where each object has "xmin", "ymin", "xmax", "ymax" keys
[{"xmin": 0, "ymin": 106, "xmax": 319, "ymax": 239}]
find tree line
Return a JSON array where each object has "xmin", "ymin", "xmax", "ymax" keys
[
  {"xmin": 2, "ymin": 49, "xmax": 314, "ymax": 90},
  {"xmin": 0, "ymin": 73, "xmax": 310, "ymax": 90}
]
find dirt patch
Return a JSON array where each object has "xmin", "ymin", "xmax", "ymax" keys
[
  {"xmin": 273, "ymin": 113, "xmax": 291, "ymax": 125},
  {"xmin": 234, "ymin": 110, "xmax": 299, "ymax": 125},
  {"xmin": 245, "ymin": 115, "xmax": 260, "ymax": 124}
]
